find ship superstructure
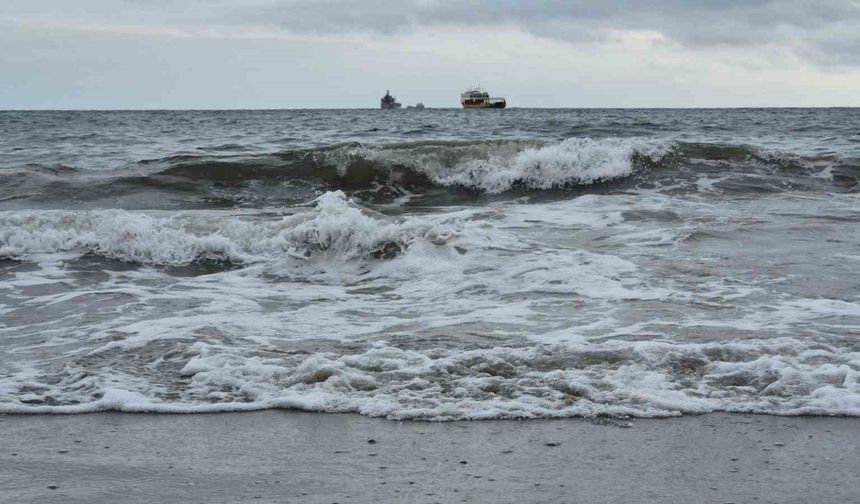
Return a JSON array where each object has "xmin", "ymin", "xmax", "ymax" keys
[
  {"xmin": 380, "ymin": 90, "xmax": 402, "ymax": 109},
  {"xmin": 460, "ymin": 86, "xmax": 506, "ymax": 108}
]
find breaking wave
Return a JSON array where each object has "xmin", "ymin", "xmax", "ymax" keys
[
  {"xmin": 0, "ymin": 191, "xmax": 456, "ymax": 265},
  {"xmin": 2, "ymin": 337, "xmax": 858, "ymax": 419},
  {"xmin": 323, "ymin": 137, "xmax": 673, "ymax": 193},
  {"xmin": 118, "ymin": 139, "xmax": 859, "ymax": 192},
  {"xmin": 4, "ymin": 138, "xmax": 856, "ymax": 210},
  {"xmin": 123, "ymin": 137, "xmax": 672, "ymax": 195}
]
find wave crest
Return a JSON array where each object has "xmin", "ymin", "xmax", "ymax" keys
[
  {"xmin": 316, "ymin": 137, "xmax": 672, "ymax": 193},
  {"xmin": 271, "ymin": 191, "xmax": 453, "ymax": 259},
  {"xmin": 428, "ymin": 137, "xmax": 670, "ymax": 192},
  {"xmin": 7, "ymin": 138, "xmax": 853, "ymax": 210},
  {"xmin": 0, "ymin": 192, "xmax": 456, "ymax": 265}
]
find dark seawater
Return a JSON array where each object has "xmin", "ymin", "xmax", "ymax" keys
[{"xmin": 1, "ymin": 108, "xmax": 859, "ymax": 419}]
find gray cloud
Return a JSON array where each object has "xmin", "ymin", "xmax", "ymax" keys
[
  {"xmin": 4, "ymin": 0, "xmax": 860, "ymax": 67},
  {"xmin": 218, "ymin": 0, "xmax": 860, "ymax": 66}
]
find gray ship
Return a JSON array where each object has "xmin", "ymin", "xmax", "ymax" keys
[{"xmin": 380, "ymin": 90, "xmax": 401, "ymax": 109}]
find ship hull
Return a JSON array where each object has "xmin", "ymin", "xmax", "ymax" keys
[{"xmin": 460, "ymin": 99, "xmax": 506, "ymax": 109}]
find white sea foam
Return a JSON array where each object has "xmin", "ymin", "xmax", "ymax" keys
[
  {"xmin": 0, "ymin": 191, "xmax": 456, "ymax": 265},
  {"xmin": 0, "ymin": 210, "xmax": 242, "ymax": 265},
  {"xmin": 3, "ymin": 185, "xmax": 860, "ymax": 420},
  {"xmin": 1, "ymin": 338, "xmax": 858, "ymax": 419}
]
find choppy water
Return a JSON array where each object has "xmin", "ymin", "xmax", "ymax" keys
[{"xmin": 1, "ymin": 108, "xmax": 859, "ymax": 419}]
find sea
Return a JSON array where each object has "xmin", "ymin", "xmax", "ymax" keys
[{"xmin": 1, "ymin": 108, "xmax": 859, "ymax": 420}]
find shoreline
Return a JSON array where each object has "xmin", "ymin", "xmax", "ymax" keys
[{"xmin": 2, "ymin": 412, "xmax": 858, "ymax": 503}]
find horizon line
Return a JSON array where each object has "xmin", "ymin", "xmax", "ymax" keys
[{"xmin": 2, "ymin": 106, "xmax": 858, "ymax": 112}]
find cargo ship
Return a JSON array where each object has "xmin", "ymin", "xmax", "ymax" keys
[
  {"xmin": 460, "ymin": 86, "xmax": 506, "ymax": 108},
  {"xmin": 380, "ymin": 90, "xmax": 401, "ymax": 109}
]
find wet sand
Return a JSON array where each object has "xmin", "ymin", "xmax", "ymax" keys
[{"xmin": 1, "ymin": 412, "xmax": 858, "ymax": 504}]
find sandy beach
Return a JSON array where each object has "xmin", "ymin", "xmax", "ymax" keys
[{"xmin": 1, "ymin": 412, "xmax": 858, "ymax": 504}]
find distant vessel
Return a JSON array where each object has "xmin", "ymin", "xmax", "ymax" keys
[
  {"xmin": 407, "ymin": 102, "xmax": 425, "ymax": 109},
  {"xmin": 380, "ymin": 90, "xmax": 401, "ymax": 109},
  {"xmin": 460, "ymin": 86, "xmax": 506, "ymax": 109}
]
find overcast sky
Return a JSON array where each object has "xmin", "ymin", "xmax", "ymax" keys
[{"xmin": 2, "ymin": 0, "xmax": 859, "ymax": 109}]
